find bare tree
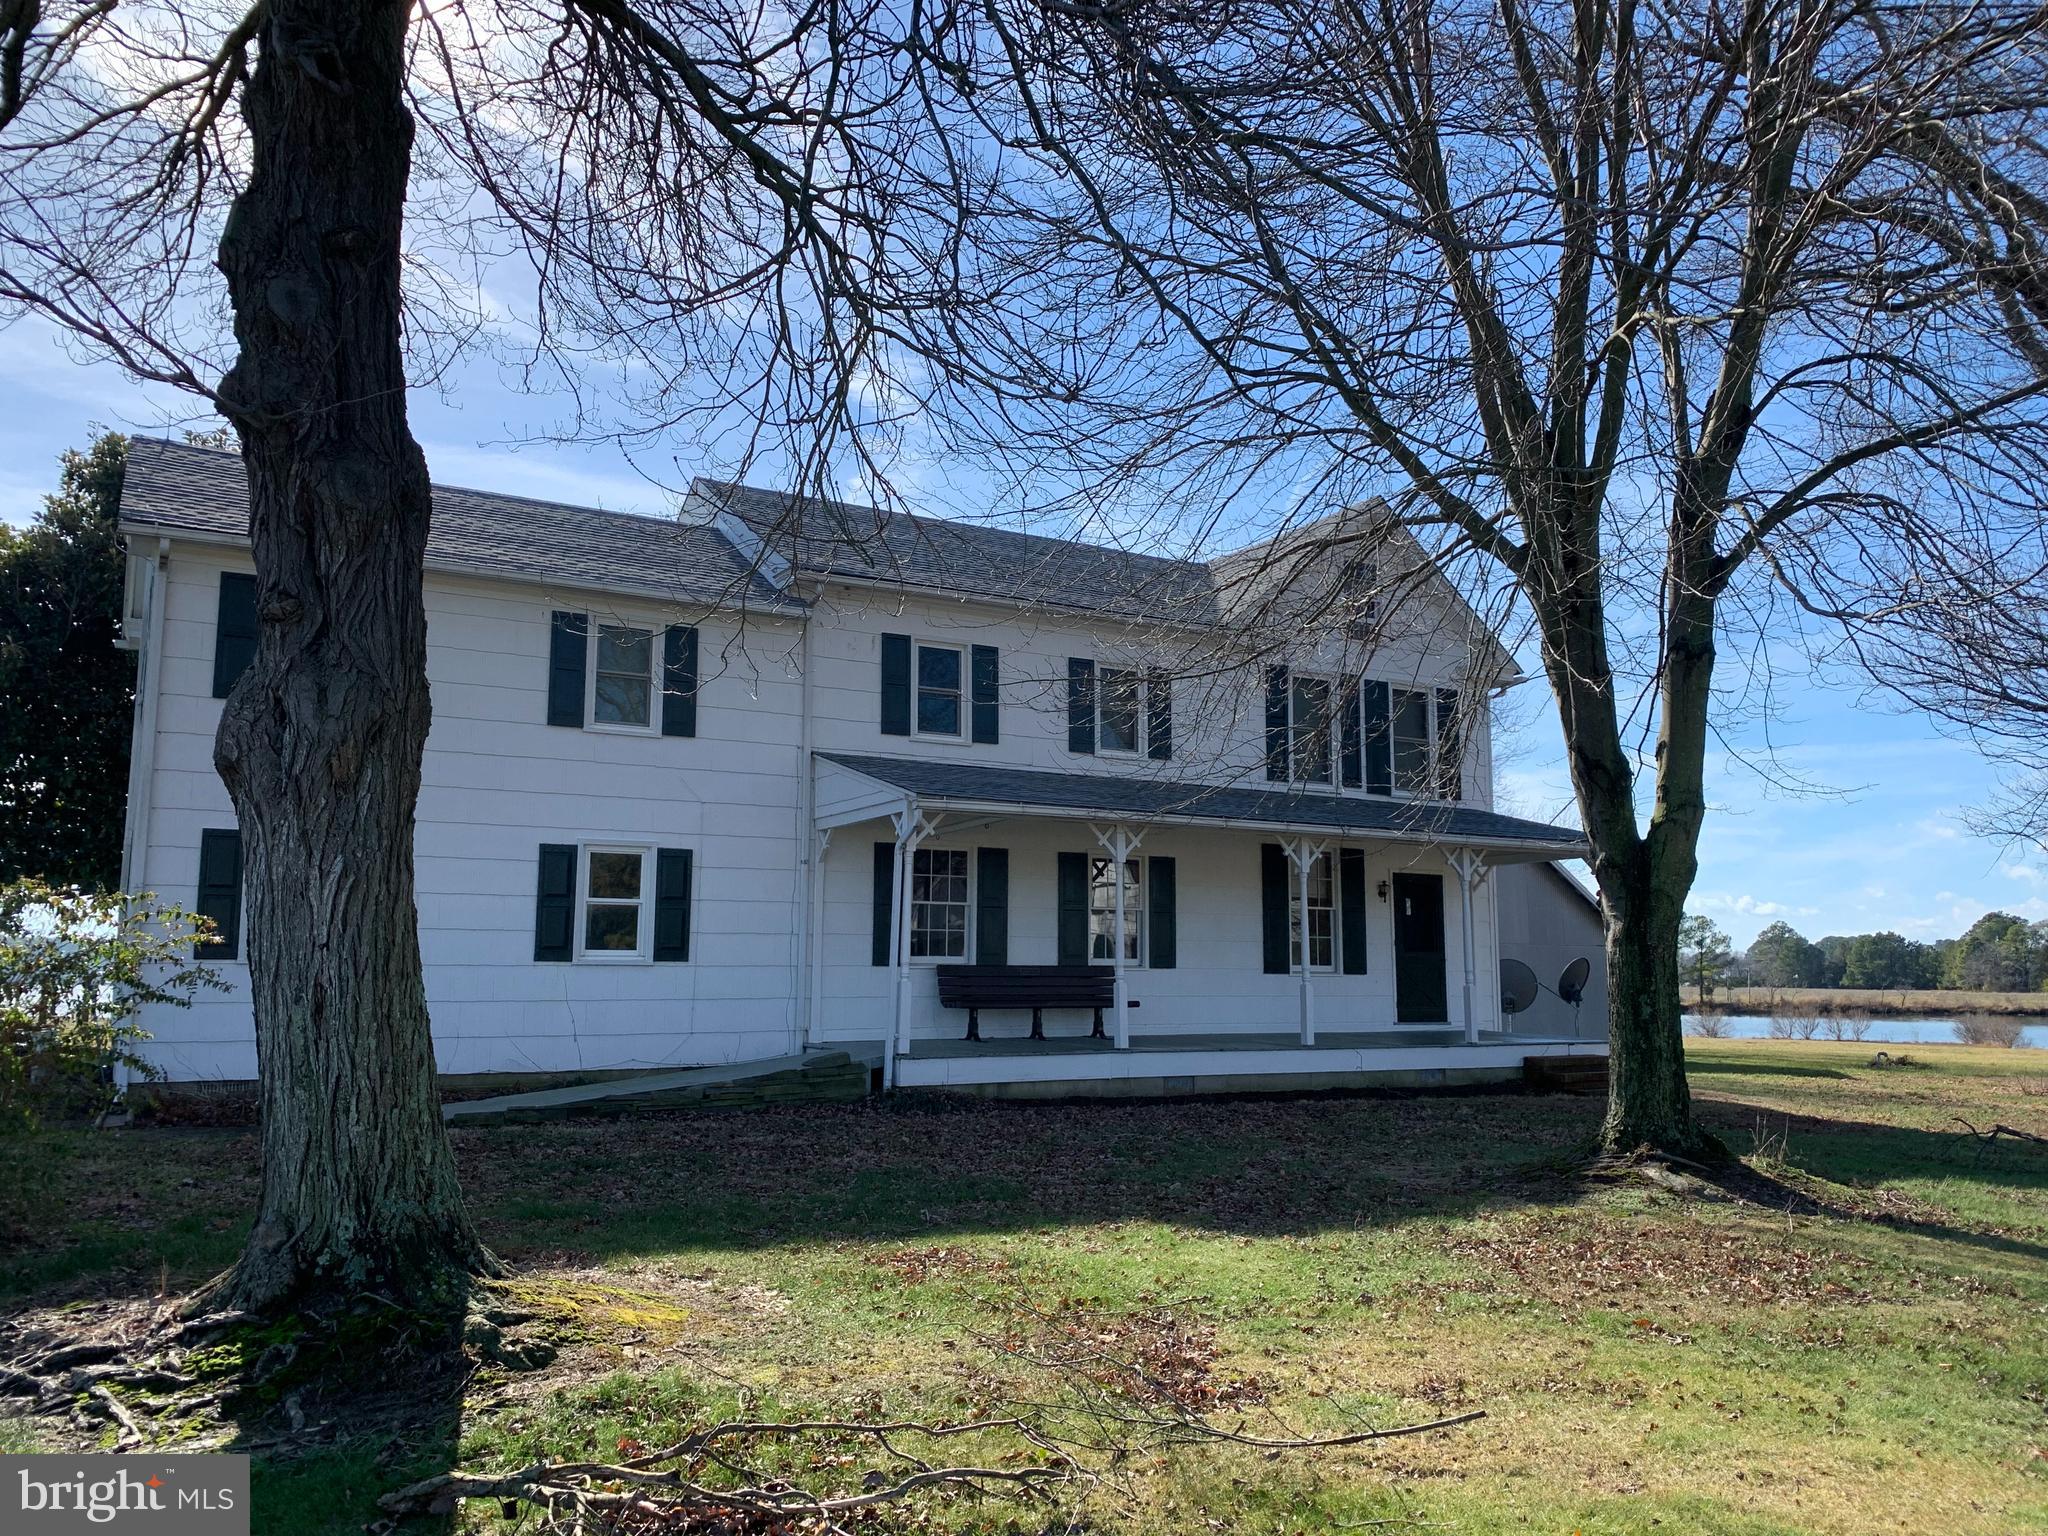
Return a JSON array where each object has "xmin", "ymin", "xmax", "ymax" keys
[
  {"xmin": 902, "ymin": 0, "xmax": 2048, "ymax": 1155},
  {"xmin": 0, "ymin": 0, "xmax": 969, "ymax": 1310}
]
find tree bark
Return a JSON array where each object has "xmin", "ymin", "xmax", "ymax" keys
[
  {"xmin": 209, "ymin": 0, "xmax": 491, "ymax": 1310},
  {"xmin": 1597, "ymin": 861, "xmax": 1711, "ymax": 1157}
]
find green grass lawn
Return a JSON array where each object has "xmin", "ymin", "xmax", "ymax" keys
[{"xmin": 4, "ymin": 1038, "xmax": 2047, "ymax": 1535}]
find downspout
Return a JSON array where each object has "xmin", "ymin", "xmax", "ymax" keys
[
  {"xmin": 118, "ymin": 538, "xmax": 170, "ymax": 895},
  {"xmin": 794, "ymin": 596, "xmax": 815, "ymax": 1053},
  {"xmin": 113, "ymin": 537, "xmax": 169, "ymax": 1094}
]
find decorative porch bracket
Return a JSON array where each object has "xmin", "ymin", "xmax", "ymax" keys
[
  {"xmin": 1089, "ymin": 822, "xmax": 1146, "ymax": 1048},
  {"xmin": 1276, "ymin": 835, "xmax": 1329, "ymax": 1045},
  {"xmin": 885, "ymin": 801, "xmax": 942, "ymax": 1088},
  {"xmin": 1445, "ymin": 848, "xmax": 1491, "ymax": 1045}
]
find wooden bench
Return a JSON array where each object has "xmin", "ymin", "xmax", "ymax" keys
[{"xmin": 936, "ymin": 964, "xmax": 1115, "ymax": 1042}]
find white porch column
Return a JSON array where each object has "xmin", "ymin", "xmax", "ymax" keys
[
  {"xmin": 885, "ymin": 803, "xmax": 938, "ymax": 1089},
  {"xmin": 804, "ymin": 827, "xmax": 833, "ymax": 1051},
  {"xmin": 1446, "ymin": 848, "xmax": 1488, "ymax": 1045},
  {"xmin": 1279, "ymin": 835, "xmax": 1327, "ymax": 1046},
  {"xmin": 1091, "ymin": 823, "xmax": 1146, "ymax": 1049}
]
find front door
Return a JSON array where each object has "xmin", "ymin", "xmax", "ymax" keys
[{"xmin": 1392, "ymin": 873, "xmax": 1449, "ymax": 1024}]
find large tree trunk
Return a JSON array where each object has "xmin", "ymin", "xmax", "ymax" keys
[
  {"xmin": 1597, "ymin": 863, "xmax": 1711, "ymax": 1156},
  {"xmin": 210, "ymin": 0, "xmax": 491, "ymax": 1311}
]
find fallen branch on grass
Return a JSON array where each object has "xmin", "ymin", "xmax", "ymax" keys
[
  {"xmin": 1953, "ymin": 1117, "xmax": 2048, "ymax": 1150},
  {"xmin": 378, "ymin": 1419, "xmax": 1073, "ymax": 1530}
]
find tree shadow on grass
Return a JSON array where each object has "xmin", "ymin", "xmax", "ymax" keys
[
  {"xmin": 1695, "ymin": 1104, "xmax": 2048, "ymax": 1270},
  {"xmin": 1686, "ymin": 1059, "xmax": 1852, "ymax": 1080}
]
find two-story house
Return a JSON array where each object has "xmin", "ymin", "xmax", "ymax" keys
[{"xmin": 114, "ymin": 438, "xmax": 1606, "ymax": 1099}]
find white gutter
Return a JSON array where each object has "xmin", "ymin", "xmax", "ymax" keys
[{"xmin": 116, "ymin": 520, "xmax": 810, "ymax": 619}]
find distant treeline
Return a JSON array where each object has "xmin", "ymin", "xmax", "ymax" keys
[{"xmin": 1735, "ymin": 913, "xmax": 2048, "ymax": 993}]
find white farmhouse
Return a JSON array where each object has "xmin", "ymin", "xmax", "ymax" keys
[{"xmin": 115, "ymin": 439, "xmax": 1606, "ymax": 1100}]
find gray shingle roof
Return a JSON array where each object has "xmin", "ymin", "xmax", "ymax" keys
[
  {"xmin": 820, "ymin": 752, "xmax": 1587, "ymax": 852},
  {"xmin": 696, "ymin": 479, "xmax": 1222, "ymax": 623},
  {"xmin": 120, "ymin": 438, "xmax": 798, "ymax": 611}
]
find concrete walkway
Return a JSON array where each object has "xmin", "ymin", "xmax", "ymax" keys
[{"xmin": 442, "ymin": 1048, "xmax": 869, "ymax": 1122}]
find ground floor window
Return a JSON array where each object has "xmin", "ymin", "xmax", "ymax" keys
[
  {"xmin": 1289, "ymin": 851, "xmax": 1335, "ymax": 971},
  {"xmin": 910, "ymin": 847, "xmax": 969, "ymax": 959},
  {"xmin": 1089, "ymin": 856, "xmax": 1145, "ymax": 964},
  {"xmin": 582, "ymin": 846, "xmax": 649, "ymax": 956}
]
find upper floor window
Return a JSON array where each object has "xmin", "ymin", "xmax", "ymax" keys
[
  {"xmin": 547, "ymin": 611, "xmax": 697, "ymax": 737},
  {"xmin": 916, "ymin": 643, "xmax": 963, "ymax": 737},
  {"xmin": 910, "ymin": 846, "xmax": 969, "ymax": 958},
  {"xmin": 1290, "ymin": 675, "xmax": 1333, "ymax": 784},
  {"xmin": 1100, "ymin": 669, "xmax": 1142, "ymax": 753},
  {"xmin": 1088, "ymin": 855, "xmax": 1144, "ymax": 964},
  {"xmin": 593, "ymin": 624, "xmax": 655, "ymax": 728},
  {"xmin": 1069, "ymin": 659, "xmax": 1172, "ymax": 759},
  {"xmin": 1391, "ymin": 688, "xmax": 1431, "ymax": 794}
]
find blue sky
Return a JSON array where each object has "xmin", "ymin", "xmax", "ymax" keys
[{"xmin": 4, "ymin": 318, "xmax": 2040, "ymax": 950}]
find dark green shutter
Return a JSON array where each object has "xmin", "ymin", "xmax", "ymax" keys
[
  {"xmin": 1261, "ymin": 842, "xmax": 1290, "ymax": 974},
  {"xmin": 211, "ymin": 572, "xmax": 258, "ymax": 699},
  {"xmin": 661, "ymin": 625, "xmax": 698, "ymax": 737},
  {"xmin": 1265, "ymin": 665, "xmax": 1290, "ymax": 781},
  {"xmin": 547, "ymin": 612, "xmax": 588, "ymax": 727},
  {"xmin": 1146, "ymin": 673, "xmax": 1172, "ymax": 760},
  {"xmin": 1339, "ymin": 847, "xmax": 1368, "ymax": 974},
  {"xmin": 1339, "ymin": 679, "xmax": 1364, "ymax": 788},
  {"xmin": 872, "ymin": 841, "xmax": 895, "ymax": 965},
  {"xmin": 1148, "ymin": 856, "xmax": 1177, "ymax": 969},
  {"xmin": 976, "ymin": 847, "xmax": 1009, "ymax": 964},
  {"xmin": 195, "ymin": 828, "xmax": 242, "ymax": 960},
  {"xmin": 653, "ymin": 848, "xmax": 692, "ymax": 961},
  {"xmin": 1435, "ymin": 688, "xmax": 1462, "ymax": 800},
  {"xmin": 534, "ymin": 843, "xmax": 577, "ymax": 961},
  {"xmin": 1067, "ymin": 659, "xmax": 1096, "ymax": 753},
  {"xmin": 1057, "ymin": 851, "xmax": 1089, "ymax": 965},
  {"xmin": 880, "ymin": 634, "xmax": 912, "ymax": 735},
  {"xmin": 1363, "ymin": 680, "xmax": 1392, "ymax": 795},
  {"xmin": 971, "ymin": 645, "xmax": 1000, "ymax": 744}
]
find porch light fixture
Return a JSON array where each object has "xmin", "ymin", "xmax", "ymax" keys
[{"xmin": 1376, "ymin": 880, "xmax": 1389, "ymax": 902}]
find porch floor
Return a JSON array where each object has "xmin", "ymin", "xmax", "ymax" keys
[{"xmin": 904, "ymin": 1028, "xmax": 1584, "ymax": 1059}]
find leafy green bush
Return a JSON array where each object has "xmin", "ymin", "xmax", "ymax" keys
[{"xmin": 0, "ymin": 880, "xmax": 225, "ymax": 1129}]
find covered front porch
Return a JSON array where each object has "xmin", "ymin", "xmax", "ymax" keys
[{"xmin": 807, "ymin": 752, "xmax": 1602, "ymax": 1092}]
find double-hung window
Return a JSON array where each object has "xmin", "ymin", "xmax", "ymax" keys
[
  {"xmin": 1099, "ymin": 669, "xmax": 1142, "ymax": 753},
  {"xmin": 916, "ymin": 643, "xmax": 963, "ymax": 737},
  {"xmin": 581, "ymin": 846, "xmax": 649, "ymax": 957},
  {"xmin": 1288, "ymin": 852, "xmax": 1335, "ymax": 970},
  {"xmin": 1088, "ymin": 856, "xmax": 1144, "ymax": 964},
  {"xmin": 593, "ymin": 623, "xmax": 656, "ymax": 728},
  {"xmin": 1290, "ymin": 675, "xmax": 1333, "ymax": 784},
  {"xmin": 909, "ymin": 847, "xmax": 969, "ymax": 959},
  {"xmin": 1391, "ymin": 687, "xmax": 1431, "ymax": 794}
]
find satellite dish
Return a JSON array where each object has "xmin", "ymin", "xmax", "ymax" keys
[
  {"xmin": 1500, "ymin": 959, "xmax": 1540, "ymax": 1015},
  {"xmin": 1558, "ymin": 957, "xmax": 1591, "ymax": 1007}
]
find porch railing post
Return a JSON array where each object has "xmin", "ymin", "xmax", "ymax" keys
[
  {"xmin": 1448, "ymin": 848, "xmax": 1486, "ymax": 1045},
  {"xmin": 1092, "ymin": 822, "xmax": 1144, "ymax": 1049},
  {"xmin": 1282, "ymin": 835, "xmax": 1321, "ymax": 1046},
  {"xmin": 888, "ymin": 803, "xmax": 935, "ymax": 1088}
]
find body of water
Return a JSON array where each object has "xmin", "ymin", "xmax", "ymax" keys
[{"xmin": 1684, "ymin": 1013, "xmax": 2048, "ymax": 1048}]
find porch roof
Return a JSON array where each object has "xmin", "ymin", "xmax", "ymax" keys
[{"xmin": 817, "ymin": 752, "xmax": 1588, "ymax": 862}]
